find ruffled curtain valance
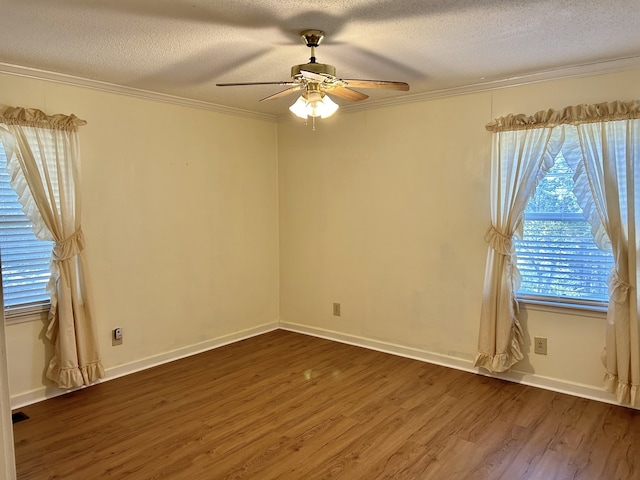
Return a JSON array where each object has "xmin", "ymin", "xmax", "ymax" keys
[
  {"xmin": 486, "ymin": 100, "xmax": 640, "ymax": 132},
  {"xmin": 0, "ymin": 104, "xmax": 86, "ymax": 132}
]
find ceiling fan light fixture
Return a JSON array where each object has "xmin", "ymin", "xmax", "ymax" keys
[
  {"xmin": 289, "ymin": 95, "xmax": 308, "ymax": 119},
  {"xmin": 313, "ymin": 92, "xmax": 339, "ymax": 119},
  {"xmin": 289, "ymin": 91, "xmax": 339, "ymax": 119}
]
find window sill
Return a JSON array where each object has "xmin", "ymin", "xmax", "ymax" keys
[
  {"xmin": 4, "ymin": 303, "xmax": 50, "ymax": 325},
  {"xmin": 518, "ymin": 296, "xmax": 607, "ymax": 319}
]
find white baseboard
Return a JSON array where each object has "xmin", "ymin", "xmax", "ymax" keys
[
  {"xmin": 12, "ymin": 321, "xmax": 632, "ymax": 411},
  {"xmin": 10, "ymin": 322, "xmax": 278, "ymax": 409},
  {"xmin": 279, "ymin": 322, "xmax": 631, "ymax": 410}
]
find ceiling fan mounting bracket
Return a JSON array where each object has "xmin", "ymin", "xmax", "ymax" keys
[{"xmin": 300, "ymin": 29, "xmax": 325, "ymax": 48}]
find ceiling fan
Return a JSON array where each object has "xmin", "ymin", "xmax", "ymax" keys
[{"xmin": 216, "ymin": 29, "xmax": 410, "ymax": 125}]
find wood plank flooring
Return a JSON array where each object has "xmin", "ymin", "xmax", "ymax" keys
[{"xmin": 12, "ymin": 330, "xmax": 640, "ymax": 479}]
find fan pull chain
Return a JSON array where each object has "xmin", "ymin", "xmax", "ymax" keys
[{"xmin": 301, "ymin": 117, "xmax": 316, "ymax": 131}]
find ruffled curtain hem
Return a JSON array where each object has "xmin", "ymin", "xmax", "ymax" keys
[
  {"xmin": 474, "ymin": 321, "xmax": 525, "ymax": 373},
  {"xmin": 486, "ymin": 100, "xmax": 640, "ymax": 132},
  {"xmin": 46, "ymin": 360, "xmax": 105, "ymax": 389},
  {"xmin": 0, "ymin": 104, "xmax": 86, "ymax": 131},
  {"xmin": 604, "ymin": 371, "xmax": 640, "ymax": 408}
]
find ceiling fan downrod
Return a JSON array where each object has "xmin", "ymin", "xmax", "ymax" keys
[{"xmin": 291, "ymin": 29, "xmax": 336, "ymax": 78}]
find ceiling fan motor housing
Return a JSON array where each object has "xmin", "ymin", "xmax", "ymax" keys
[{"xmin": 291, "ymin": 62, "xmax": 336, "ymax": 78}]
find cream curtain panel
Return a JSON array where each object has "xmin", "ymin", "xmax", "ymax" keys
[
  {"xmin": 474, "ymin": 126, "xmax": 564, "ymax": 372},
  {"xmin": 0, "ymin": 105, "xmax": 104, "ymax": 389},
  {"xmin": 561, "ymin": 113, "xmax": 640, "ymax": 408},
  {"xmin": 480, "ymin": 100, "xmax": 640, "ymax": 408}
]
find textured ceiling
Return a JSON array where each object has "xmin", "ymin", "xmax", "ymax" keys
[{"xmin": 1, "ymin": 0, "xmax": 639, "ymax": 116}]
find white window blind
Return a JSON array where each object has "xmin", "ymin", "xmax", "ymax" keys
[
  {"xmin": 0, "ymin": 144, "xmax": 53, "ymax": 310},
  {"xmin": 515, "ymin": 154, "xmax": 613, "ymax": 305}
]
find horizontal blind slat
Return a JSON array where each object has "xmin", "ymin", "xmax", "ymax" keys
[{"xmin": 0, "ymin": 146, "xmax": 53, "ymax": 308}]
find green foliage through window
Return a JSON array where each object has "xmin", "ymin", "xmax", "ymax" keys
[{"xmin": 515, "ymin": 154, "xmax": 613, "ymax": 304}]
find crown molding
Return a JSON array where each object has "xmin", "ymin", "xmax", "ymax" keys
[
  {"xmin": 336, "ymin": 55, "xmax": 640, "ymax": 115},
  {"xmin": 277, "ymin": 55, "xmax": 640, "ymax": 121},
  {"xmin": 0, "ymin": 62, "xmax": 277, "ymax": 123},
  {"xmin": 2, "ymin": 56, "xmax": 640, "ymax": 123}
]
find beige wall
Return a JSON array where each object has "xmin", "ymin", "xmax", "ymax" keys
[
  {"xmin": 2, "ymin": 67, "xmax": 640, "ymax": 402},
  {"xmin": 0, "ymin": 74, "xmax": 280, "ymax": 397},
  {"xmin": 278, "ymin": 69, "xmax": 640, "ymax": 390}
]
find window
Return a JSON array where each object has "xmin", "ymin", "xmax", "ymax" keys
[
  {"xmin": 515, "ymin": 153, "xmax": 613, "ymax": 306},
  {"xmin": 0, "ymin": 144, "xmax": 53, "ymax": 317}
]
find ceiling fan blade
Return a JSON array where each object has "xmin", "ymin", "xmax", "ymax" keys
[
  {"xmin": 216, "ymin": 81, "xmax": 298, "ymax": 87},
  {"xmin": 342, "ymin": 79, "xmax": 410, "ymax": 91},
  {"xmin": 260, "ymin": 86, "xmax": 302, "ymax": 102},
  {"xmin": 328, "ymin": 86, "xmax": 369, "ymax": 102}
]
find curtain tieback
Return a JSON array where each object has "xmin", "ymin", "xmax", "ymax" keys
[
  {"xmin": 52, "ymin": 228, "xmax": 85, "ymax": 262},
  {"xmin": 608, "ymin": 270, "xmax": 632, "ymax": 302},
  {"xmin": 485, "ymin": 225, "xmax": 513, "ymax": 255}
]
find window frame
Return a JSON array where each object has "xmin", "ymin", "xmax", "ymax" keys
[
  {"xmin": 517, "ymin": 293, "xmax": 607, "ymax": 312},
  {"xmin": 519, "ymin": 297, "xmax": 607, "ymax": 319}
]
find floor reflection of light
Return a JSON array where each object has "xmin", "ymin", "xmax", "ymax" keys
[{"xmin": 303, "ymin": 369, "xmax": 341, "ymax": 380}]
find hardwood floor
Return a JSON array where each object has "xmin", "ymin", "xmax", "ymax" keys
[{"xmin": 12, "ymin": 330, "xmax": 640, "ymax": 479}]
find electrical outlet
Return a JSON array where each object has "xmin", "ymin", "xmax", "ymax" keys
[
  {"xmin": 534, "ymin": 336, "xmax": 547, "ymax": 355},
  {"xmin": 333, "ymin": 303, "xmax": 341, "ymax": 316},
  {"xmin": 112, "ymin": 328, "xmax": 123, "ymax": 346}
]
